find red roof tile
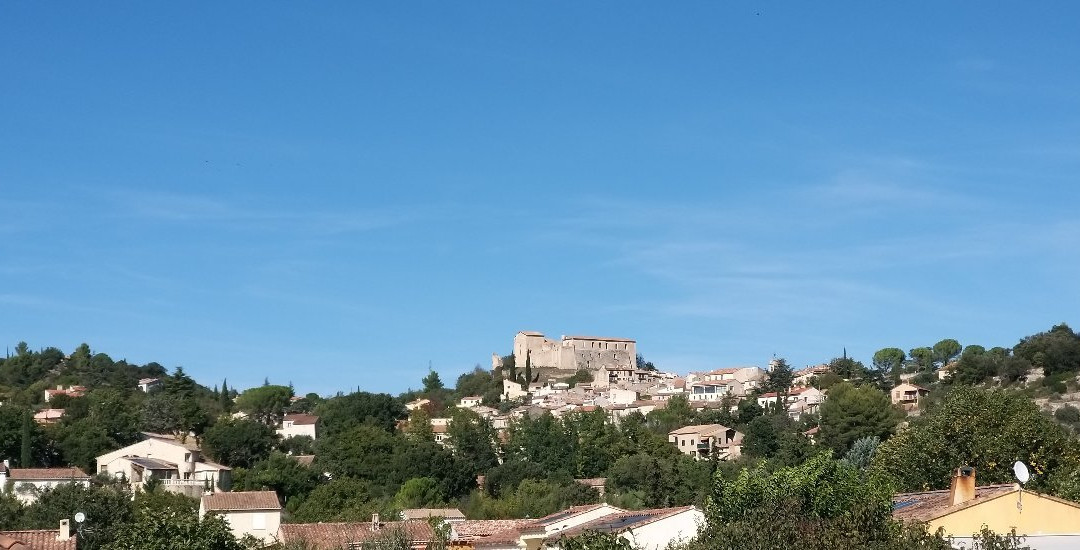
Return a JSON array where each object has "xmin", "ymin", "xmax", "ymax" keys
[
  {"xmin": 201, "ymin": 491, "xmax": 281, "ymax": 511},
  {"xmin": 0, "ymin": 531, "xmax": 75, "ymax": 550},
  {"xmin": 279, "ymin": 521, "xmax": 434, "ymax": 550},
  {"xmin": 5, "ymin": 468, "xmax": 89, "ymax": 481}
]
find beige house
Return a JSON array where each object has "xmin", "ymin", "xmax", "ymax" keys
[
  {"xmin": 757, "ymin": 387, "xmax": 826, "ymax": 419},
  {"xmin": 459, "ymin": 396, "xmax": 483, "ymax": 408},
  {"xmin": 0, "ymin": 462, "xmax": 89, "ymax": 504},
  {"xmin": 277, "ymin": 413, "xmax": 319, "ymax": 440},
  {"xmin": 405, "ymin": 398, "xmax": 431, "ymax": 411},
  {"xmin": 890, "ymin": 383, "xmax": 930, "ymax": 411},
  {"xmin": 893, "ymin": 467, "xmax": 1080, "ymax": 548},
  {"xmin": 43, "ymin": 385, "xmax": 85, "ymax": 404},
  {"xmin": 793, "ymin": 364, "xmax": 831, "ymax": 387},
  {"xmin": 668, "ymin": 424, "xmax": 743, "ymax": 460},
  {"xmin": 200, "ymin": 491, "xmax": 282, "ymax": 545},
  {"xmin": 95, "ymin": 432, "xmax": 231, "ymax": 496}
]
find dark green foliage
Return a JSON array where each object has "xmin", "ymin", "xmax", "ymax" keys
[
  {"xmin": 233, "ymin": 452, "xmax": 321, "ymax": 512},
  {"xmin": 447, "ymin": 408, "xmax": 499, "ymax": 475},
  {"xmin": 104, "ymin": 507, "xmax": 243, "ymax": 550},
  {"xmin": 874, "ymin": 386, "xmax": 1080, "ymax": 492},
  {"xmin": 829, "ymin": 356, "xmax": 868, "ymax": 381},
  {"xmin": 423, "ymin": 370, "xmax": 444, "ymax": 393},
  {"xmin": 202, "ymin": 417, "xmax": 277, "ymax": 468},
  {"xmin": 20, "ymin": 482, "xmax": 134, "ymax": 549},
  {"xmin": 234, "ymin": 384, "xmax": 294, "ymax": 425},
  {"xmin": 291, "ymin": 477, "xmax": 382, "ymax": 522},
  {"xmin": 1014, "ymin": 323, "xmax": 1080, "ymax": 376},
  {"xmin": 0, "ymin": 492, "xmax": 23, "ymax": 529},
  {"xmin": 566, "ymin": 369, "xmax": 594, "ymax": 388},
  {"xmin": 316, "ymin": 391, "xmax": 406, "ymax": 436},
  {"xmin": 765, "ymin": 358, "xmax": 795, "ymax": 398},
  {"xmin": 741, "ymin": 413, "xmax": 814, "ymax": 466},
  {"xmin": 818, "ymin": 383, "xmax": 902, "ymax": 455},
  {"xmin": 1055, "ymin": 405, "xmax": 1080, "ymax": 424},
  {"xmin": 278, "ymin": 434, "xmax": 315, "ymax": 455},
  {"xmin": 872, "ymin": 348, "xmax": 906, "ymax": 379}
]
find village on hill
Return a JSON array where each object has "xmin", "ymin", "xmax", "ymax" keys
[{"xmin": 3, "ymin": 324, "xmax": 1080, "ymax": 549}]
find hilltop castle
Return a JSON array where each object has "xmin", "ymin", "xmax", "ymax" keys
[{"xmin": 493, "ymin": 331, "xmax": 637, "ymax": 373}]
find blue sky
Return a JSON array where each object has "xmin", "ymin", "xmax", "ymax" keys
[{"xmin": 2, "ymin": 4, "xmax": 1079, "ymax": 394}]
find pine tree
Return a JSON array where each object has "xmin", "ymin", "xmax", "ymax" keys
[
  {"xmin": 20, "ymin": 410, "xmax": 32, "ymax": 466},
  {"xmin": 220, "ymin": 379, "xmax": 233, "ymax": 412}
]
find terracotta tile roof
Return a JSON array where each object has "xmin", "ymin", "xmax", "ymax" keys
[
  {"xmin": 453, "ymin": 520, "xmax": 535, "ymax": 541},
  {"xmin": 0, "ymin": 531, "xmax": 75, "ymax": 550},
  {"xmin": 545, "ymin": 506, "xmax": 696, "ymax": 542},
  {"xmin": 669, "ymin": 423, "xmax": 732, "ymax": 436},
  {"xmin": 201, "ymin": 490, "xmax": 281, "ymax": 511},
  {"xmin": 5, "ymin": 467, "xmax": 89, "ymax": 481},
  {"xmin": 707, "ymin": 368, "xmax": 740, "ymax": 375},
  {"xmin": 32, "ymin": 410, "xmax": 64, "ymax": 421},
  {"xmin": 759, "ymin": 387, "xmax": 818, "ymax": 399},
  {"xmin": 891, "ymin": 484, "xmax": 1016, "ymax": 522},
  {"xmin": 284, "ymin": 413, "xmax": 319, "ymax": 425},
  {"xmin": 279, "ymin": 520, "xmax": 434, "ymax": 549},
  {"xmin": 400, "ymin": 508, "xmax": 465, "ymax": 521},
  {"xmin": 293, "ymin": 454, "xmax": 315, "ymax": 466}
]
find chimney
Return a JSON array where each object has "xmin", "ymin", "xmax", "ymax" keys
[
  {"xmin": 371, "ymin": 513, "xmax": 380, "ymax": 531},
  {"xmin": 949, "ymin": 466, "xmax": 977, "ymax": 506},
  {"xmin": 58, "ymin": 519, "xmax": 71, "ymax": 541}
]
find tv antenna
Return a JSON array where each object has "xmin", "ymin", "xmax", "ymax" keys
[{"xmin": 1013, "ymin": 461, "xmax": 1030, "ymax": 513}]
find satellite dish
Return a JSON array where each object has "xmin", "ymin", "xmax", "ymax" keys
[
  {"xmin": 74, "ymin": 512, "xmax": 86, "ymax": 523},
  {"xmin": 1013, "ymin": 461, "xmax": 1031, "ymax": 484}
]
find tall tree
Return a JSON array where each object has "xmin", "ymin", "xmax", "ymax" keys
[
  {"xmin": 818, "ymin": 382, "xmax": 902, "ymax": 455},
  {"xmin": 874, "ymin": 386, "xmax": 1080, "ymax": 493},
  {"xmin": 871, "ymin": 348, "xmax": 906, "ymax": 379},
  {"xmin": 422, "ymin": 369, "xmax": 444, "ymax": 393},
  {"xmin": 234, "ymin": 385, "xmax": 294, "ymax": 425},
  {"xmin": 219, "ymin": 379, "xmax": 232, "ymax": 412},
  {"xmin": 931, "ymin": 339, "xmax": 962, "ymax": 370},
  {"xmin": 766, "ymin": 358, "xmax": 795, "ymax": 410}
]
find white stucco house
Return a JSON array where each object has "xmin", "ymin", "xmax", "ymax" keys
[
  {"xmin": 0, "ymin": 461, "xmax": 90, "ymax": 504},
  {"xmin": 200, "ymin": 490, "xmax": 282, "ymax": 545},
  {"xmin": 277, "ymin": 413, "xmax": 319, "ymax": 440},
  {"xmin": 95, "ymin": 432, "xmax": 231, "ymax": 496}
]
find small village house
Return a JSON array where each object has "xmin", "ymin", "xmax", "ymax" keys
[{"xmin": 200, "ymin": 491, "xmax": 282, "ymax": 545}]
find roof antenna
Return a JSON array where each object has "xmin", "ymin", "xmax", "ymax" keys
[{"xmin": 1013, "ymin": 461, "xmax": 1030, "ymax": 513}]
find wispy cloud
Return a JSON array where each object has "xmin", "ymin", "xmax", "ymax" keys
[{"xmin": 103, "ymin": 189, "xmax": 432, "ymax": 235}]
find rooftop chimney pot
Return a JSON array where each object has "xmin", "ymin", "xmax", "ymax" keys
[
  {"xmin": 949, "ymin": 466, "xmax": 977, "ymax": 507},
  {"xmin": 58, "ymin": 519, "xmax": 71, "ymax": 541}
]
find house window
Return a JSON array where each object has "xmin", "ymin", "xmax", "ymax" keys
[
  {"xmin": 252, "ymin": 513, "xmax": 266, "ymax": 530},
  {"xmin": 184, "ymin": 453, "xmax": 192, "ymax": 462}
]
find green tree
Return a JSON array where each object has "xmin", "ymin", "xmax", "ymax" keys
[
  {"xmin": 219, "ymin": 379, "xmax": 232, "ymax": 412},
  {"xmin": 872, "ymin": 348, "xmax": 906, "ymax": 379},
  {"xmin": 202, "ymin": 418, "xmax": 278, "ymax": 469},
  {"xmin": 422, "ymin": 370, "xmax": 444, "ymax": 393},
  {"xmin": 932, "ymin": 339, "xmax": 963, "ymax": 371},
  {"xmin": 873, "ymin": 386, "xmax": 1080, "ymax": 492},
  {"xmin": 765, "ymin": 358, "xmax": 795, "ymax": 409},
  {"xmin": 0, "ymin": 492, "xmax": 23, "ymax": 530},
  {"xmin": 104, "ymin": 507, "xmax": 244, "ymax": 550},
  {"xmin": 316, "ymin": 392, "xmax": 406, "ymax": 436},
  {"xmin": 699, "ymin": 453, "xmax": 954, "ymax": 550},
  {"xmin": 233, "ymin": 452, "xmax": 321, "ymax": 512},
  {"xmin": 741, "ymin": 413, "xmax": 813, "ymax": 466},
  {"xmin": 818, "ymin": 382, "xmax": 902, "ymax": 455},
  {"xmin": 1014, "ymin": 323, "xmax": 1080, "ymax": 376},
  {"xmin": 393, "ymin": 477, "xmax": 446, "ymax": 509},
  {"xmin": 843, "ymin": 436, "xmax": 880, "ymax": 469},
  {"xmin": 829, "ymin": 356, "xmax": 867, "ymax": 380},
  {"xmin": 908, "ymin": 347, "xmax": 934, "ymax": 372},
  {"xmin": 20, "ymin": 482, "xmax": 134, "ymax": 550},
  {"xmin": 291, "ymin": 477, "xmax": 381, "ymax": 522},
  {"xmin": 447, "ymin": 408, "xmax": 498, "ymax": 475},
  {"xmin": 234, "ymin": 385, "xmax": 294, "ymax": 425}
]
